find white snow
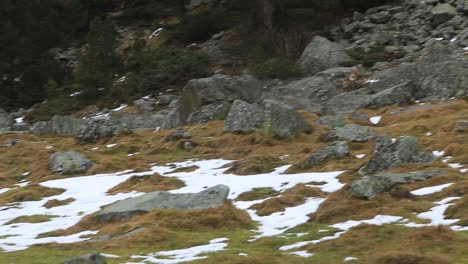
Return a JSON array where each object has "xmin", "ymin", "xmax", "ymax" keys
[
  {"xmin": 111, "ymin": 104, "xmax": 127, "ymax": 112},
  {"xmin": 405, "ymin": 197, "xmax": 461, "ymax": 228},
  {"xmin": 15, "ymin": 117, "xmax": 24, "ymax": 123},
  {"xmin": 280, "ymin": 215, "xmax": 402, "ymax": 251},
  {"xmin": 149, "ymin": 159, "xmax": 345, "ymax": 240},
  {"xmin": 448, "ymin": 163, "xmax": 463, "ymax": 169},
  {"xmin": 355, "ymin": 154, "xmax": 366, "ymax": 159},
  {"xmin": 91, "ymin": 147, "xmax": 99, "ymax": 150},
  {"xmin": 344, "ymin": 256, "xmax": 358, "ymax": 262},
  {"xmin": 248, "ymin": 198, "xmax": 326, "ymax": 240},
  {"xmin": 100, "ymin": 253, "xmax": 120, "ymax": 258},
  {"xmin": 106, "ymin": 144, "xmax": 118, "ymax": 148},
  {"xmin": 426, "ymin": 132, "xmax": 432, "ymax": 136},
  {"xmin": 127, "ymin": 152, "xmax": 140, "ymax": 157},
  {"xmin": 288, "ymin": 251, "xmax": 314, "ymax": 257},
  {"xmin": 432, "ymin": 151, "xmax": 445, "ymax": 157},
  {"xmin": 410, "ymin": 183, "xmax": 453, "ymax": 196},
  {"xmin": 149, "ymin": 28, "xmax": 164, "ymax": 39},
  {"xmin": 126, "ymin": 238, "xmax": 228, "ymax": 264},
  {"xmin": 435, "ymin": 37, "xmax": 443, "ymax": 41},
  {"xmin": 0, "ymin": 188, "xmax": 12, "ymax": 195},
  {"xmin": 0, "ymin": 170, "xmax": 145, "ymax": 251},
  {"xmin": 45, "ymin": 146, "xmax": 53, "ymax": 149},
  {"xmin": 365, "ymin": 79, "xmax": 379, "ymax": 83},
  {"xmin": 69, "ymin": 92, "xmax": 81, "ymax": 97},
  {"xmin": 369, "ymin": 116, "xmax": 382, "ymax": 125},
  {"xmin": 0, "ymin": 159, "xmax": 344, "ymax": 252},
  {"xmin": 460, "ymin": 169, "xmax": 467, "ymax": 174},
  {"xmin": 450, "ymin": 37, "xmax": 457, "ymax": 43},
  {"xmin": 238, "ymin": 253, "xmax": 248, "ymax": 256}
]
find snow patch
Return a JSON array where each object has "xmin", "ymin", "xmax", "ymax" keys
[
  {"xmin": 369, "ymin": 116, "xmax": 382, "ymax": 125},
  {"xmin": 288, "ymin": 251, "xmax": 314, "ymax": 257},
  {"xmin": 126, "ymin": 238, "xmax": 228, "ymax": 264},
  {"xmin": 410, "ymin": 183, "xmax": 453, "ymax": 196}
]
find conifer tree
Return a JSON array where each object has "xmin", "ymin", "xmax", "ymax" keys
[{"xmin": 77, "ymin": 17, "xmax": 121, "ymax": 98}]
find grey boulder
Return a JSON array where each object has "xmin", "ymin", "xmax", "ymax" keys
[
  {"xmin": 63, "ymin": 253, "xmax": 106, "ymax": 264},
  {"xmin": 76, "ymin": 118, "xmax": 131, "ymax": 144},
  {"xmin": 360, "ymin": 136, "xmax": 434, "ymax": 174},
  {"xmin": 453, "ymin": 120, "xmax": 468, "ymax": 132},
  {"xmin": 0, "ymin": 109, "xmax": 13, "ymax": 133},
  {"xmin": 187, "ymin": 101, "xmax": 231, "ymax": 124},
  {"xmin": 304, "ymin": 141, "xmax": 349, "ymax": 167},
  {"xmin": 349, "ymin": 171, "xmax": 441, "ymax": 199},
  {"xmin": 261, "ymin": 100, "xmax": 310, "ymax": 138},
  {"xmin": 95, "ymin": 185, "xmax": 229, "ymax": 222},
  {"xmin": 223, "ymin": 100, "xmax": 265, "ymax": 133},
  {"xmin": 298, "ymin": 36, "xmax": 351, "ymax": 76},
  {"xmin": 178, "ymin": 74, "xmax": 262, "ymax": 123},
  {"xmin": 49, "ymin": 151, "xmax": 93, "ymax": 174},
  {"xmin": 50, "ymin": 115, "xmax": 84, "ymax": 136},
  {"xmin": 431, "ymin": 4, "xmax": 457, "ymax": 25},
  {"xmin": 324, "ymin": 124, "xmax": 376, "ymax": 142}
]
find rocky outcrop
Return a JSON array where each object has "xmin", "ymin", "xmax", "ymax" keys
[
  {"xmin": 223, "ymin": 100, "xmax": 265, "ymax": 134},
  {"xmin": 50, "ymin": 115, "xmax": 84, "ymax": 136},
  {"xmin": 95, "ymin": 185, "xmax": 229, "ymax": 222},
  {"xmin": 0, "ymin": 109, "xmax": 13, "ymax": 133},
  {"xmin": 299, "ymin": 36, "xmax": 352, "ymax": 76},
  {"xmin": 187, "ymin": 101, "xmax": 231, "ymax": 124},
  {"xmin": 263, "ymin": 68, "xmax": 349, "ymax": 113},
  {"xmin": 177, "ymin": 74, "xmax": 262, "ymax": 124},
  {"xmin": 431, "ymin": 3, "xmax": 457, "ymax": 25},
  {"xmin": 261, "ymin": 100, "xmax": 310, "ymax": 138},
  {"xmin": 76, "ymin": 118, "xmax": 131, "ymax": 144},
  {"xmin": 323, "ymin": 124, "xmax": 376, "ymax": 142},
  {"xmin": 454, "ymin": 120, "xmax": 468, "ymax": 132},
  {"xmin": 349, "ymin": 171, "xmax": 441, "ymax": 199},
  {"xmin": 165, "ymin": 127, "xmax": 191, "ymax": 141},
  {"xmin": 49, "ymin": 151, "xmax": 92, "ymax": 174},
  {"xmin": 223, "ymin": 100, "xmax": 310, "ymax": 138},
  {"xmin": 63, "ymin": 253, "xmax": 106, "ymax": 264},
  {"xmin": 360, "ymin": 136, "xmax": 434, "ymax": 174},
  {"xmin": 304, "ymin": 141, "xmax": 349, "ymax": 167},
  {"xmin": 30, "ymin": 121, "xmax": 51, "ymax": 134}
]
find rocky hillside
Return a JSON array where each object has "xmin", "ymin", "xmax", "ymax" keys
[{"xmin": 0, "ymin": 0, "xmax": 467, "ymax": 263}]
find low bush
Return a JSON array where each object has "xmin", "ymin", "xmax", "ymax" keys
[{"xmin": 252, "ymin": 57, "xmax": 302, "ymax": 79}]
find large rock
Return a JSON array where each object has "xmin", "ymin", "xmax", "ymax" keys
[
  {"xmin": 360, "ymin": 136, "xmax": 434, "ymax": 174},
  {"xmin": 224, "ymin": 100, "xmax": 265, "ymax": 133},
  {"xmin": 63, "ymin": 253, "xmax": 106, "ymax": 264},
  {"xmin": 298, "ymin": 36, "xmax": 352, "ymax": 76},
  {"xmin": 76, "ymin": 118, "xmax": 131, "ymax": 143},
  {"xmin": 95, "ymin": 185, "xmax": 229, "ymax": 222},
  {"xmin": 186, "ymin": 101, "xmax": 231, "ymax": 124},
  {"xmin": 324, "ymin": 124, "xmax": 376, "ymax": 142},
  {"xmin": 118, "ymin": 113, "xmax": 168, "ymax": 130},
  {"xmin": 178, "ymin": 74, "xmax": 262, "ymax": 123},
  {"xmin": 0, "ymin": 109, "xmax": 13, "ymax": 133},
  {"xmin": 261, "ymin": 100, "xmax": 310, "ymax": 138},
  {"xmin": 29, "ymin": 121, "xmax": 51, "ymax": 134},
  {"xmin": 431, "ymin": 3, "xmax": 457, "ymax": 25},
  {"xmin": 453, "ymin": 120, "xmax": 468, "ymax": 132},
  {"xmin": 349, "ymin": 171, "xmax": 441, "ymax": 199},
  {"xmin": 304, "ymin": 141, "xmax": 349, "ymax": 167},
  {"xmin": 49, "ymin": 151, "xmax": 93, "ymax": 174},
  {"xmin": 50, "ymin": 115, "xmax": 84, "ymax": 136},
  {"xmin": 262, "ymin": 68, "xmax": 350, "ymax": 113}
]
